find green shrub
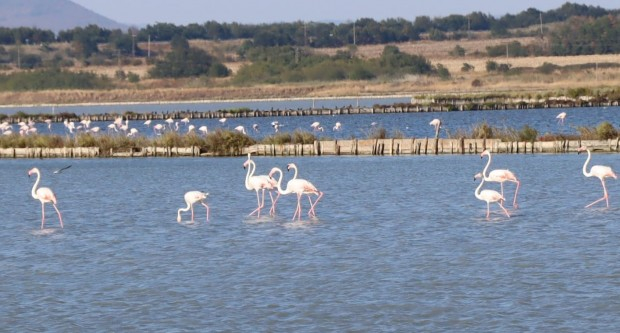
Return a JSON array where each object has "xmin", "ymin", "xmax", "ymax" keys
[
  {"xmin": 518, "ymin": 125, "xmax": 538, "ymax": 142},
  {"xmin": 596, "ymin": 121, "xmax": 618, "ymax": 139}
]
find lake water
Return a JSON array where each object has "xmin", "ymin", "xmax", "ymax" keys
[
  {"xmin": 2, "ymin": 99, "xmax": 619, "ymax": 139},
  {"xmin": 1, "ymin": 154, "xmax": 620, "ymax": 331}
]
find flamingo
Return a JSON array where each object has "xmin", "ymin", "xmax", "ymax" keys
[
  {"xmin": 44, "ymin": 119, "xmax": 52, "ymax": 132},
  {"xmin": 177, "ymin": 191, "xmax": 210, "ymax": 223},
  {"xmin": 165, "ymin": 118, "xmax": 174, "ymax": 130},
  {"xmin": 480, "ymin": 149, "xmax": 521, "ymax": 208},
  {"xmin": 144, "ymin": 119, "xmax": 152, "ymax": 127},
  {"xmin": 244, "ymin": 155, "xmax": 279, "ymax": 217},
  {"xmin": 180, "ymin": 117, "xmax": 190, "ymax": 126},
  {"xmin": 252, "ymin": 124, "xmax": 259, "ymax": 132},
  {"xmin": 153, "ymin": 123, "xmax": 164, "ymax": 135},
  {"xmin": 556, "ymin": 112, "xmax": 567, "ymax": 125},
  {"xmin": 311, "ymin": 121, "xmax": 320, "ymax": 130},
  {"xmin": 234, "ymin": 125, "xmax": 246, "ymax": 134},
  {"xmin": 28, "ymin": 167, "xmax": 63, "ymax": 229},
  {"xmin": 198, "ymin": 125, "xmax": 208, "ymax": 135},
  {"xmin": 269, "ymin": 164, "xmax": 323, "ymax": 221},
  {"xmin": 474, "ymin": 172, "xmax": 510, "ymax": 220},
  {"xmin": 219, "ymin": 118, "xmax": 227, "ymax": 126},
  {"xmin": 578, "ymin": 146, "xmax": 617, "ymax": 208},
  {"xmin": 429, "ymin": 118, "xmax": 442, "ymax": 138},
  {"xmin": 333, "ymin": 122, "xmax": 342, "ymax": 131}
]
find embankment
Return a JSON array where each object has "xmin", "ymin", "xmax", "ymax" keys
[{"xmin": 1, "ymin": 138, "xmax": 617, "ymax": 158}]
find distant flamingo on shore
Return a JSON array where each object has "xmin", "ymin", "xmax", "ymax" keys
[
  {"xmin": 578, "ymin": 146, "xmax": 617, "ymax": 208},
  {"xmin": 269, "ymin": 163, "xmax": 323, "ymax": 221},
  {"xmin": 474, "ymin": 172, "xmax": 510, "ymax": 220},
  {"xmin": 28, "ymin": 167, "xmax": 63, "ymax": 229},
  {"xmin": 480, "ymin": 149, "xmax": 521, "ymax": 208},
  {"xmin": 177, "ymin": 191, "xmax": 210, "ymax": 223}
]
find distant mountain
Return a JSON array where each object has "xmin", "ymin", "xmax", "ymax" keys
[{"xmin": 0, "ymin": 0, "xmax": 128, "ymax": 33}]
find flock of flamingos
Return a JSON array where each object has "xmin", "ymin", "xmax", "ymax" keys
[{"xmin": 27, "ymin": 143, "xmax": 616, "ymax": 228}]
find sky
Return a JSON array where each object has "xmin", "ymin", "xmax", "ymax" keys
[{"xmin": 70, "ymin": 0, "xmax": 620, "ymax": 26}]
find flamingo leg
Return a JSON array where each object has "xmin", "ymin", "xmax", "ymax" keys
[
  {"xmin": 586, "ymin": 179, "xmax": 610, "ymax": 208},
  {"xmin": 512, "ymin": 180, "xmax": 520, "ymax": 208},
  {"xmin": 269, "ymin": 191, "xmax": 280, "ymax": 216},
  {"xmin": 486, "ymin": 202, "xmax": 491, "ymax": 220},
  {"xmin": 40, "ymin": 202, "xmax": 46, "ymax": 229},
  {"xmin": 293, "ymin": 193, "xmax": 303, "ymax": 221},
  {"xmin": 200, "ymin": 201, "xmax": 210, "ymax": 221},
  {"xmin": 498, "ymin": 200, "xmax": 511, "ymax": 218},
  {"xmin": 308, "ymin": 191, "xmax": 324, "ymax": 217},
  {"xmin": 190, "ymin": 205, "xmax": 195, "ymax": 222},
  {"xmin": 249, "ymin": 189, "xmax": 264, "ymax": 217},
  {"xmin": 52, "ymin": 203, "xmax": 63, "ymax": 228}
]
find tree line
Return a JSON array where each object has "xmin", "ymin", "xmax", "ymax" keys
[{"xmin": 0, "ymin": 2, "xmax": 617, "ymax": 49}]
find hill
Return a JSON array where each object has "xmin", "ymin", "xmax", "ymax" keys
[{"xmin": 0, "ymin": 0, "xmax": 127, "ymax": 32}]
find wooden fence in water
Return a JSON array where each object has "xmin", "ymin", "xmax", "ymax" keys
[{"xmin": 0, "ymin": 138, "xmax": 618, "ymax": 158}]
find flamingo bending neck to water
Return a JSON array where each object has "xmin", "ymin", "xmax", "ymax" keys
[
  {"xmin": 474, "ymin": 173, "xmax": 510, "ymax": 219},
  {"xmin": 28, "ymin": 167, "xmax": 63, "ymax": 229},
  {"xmin": 269, "ymin": 164, "xmax": 323, "ymax": 221},
  {"xmin": 578, "ymin": 146, "xmax": 617, "ymax": 208},
  {"xmin": 177, "ymin": 191, "xmax": 210, "ymax": 223},
  {"xmin": 244, "ymin": 156, "xmax": 279, "ymax": 217},
  {"xmin": 480, "ymin": 149, "xmax": 520, "ymax": 208}
]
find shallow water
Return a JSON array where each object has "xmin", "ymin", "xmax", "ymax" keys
[
  {"xmin": 2, "ymin": 154, "xmax": 620, "ymax": 331},
  {"xmin": 8, "ymin": 105, "xmax": 620, "ymax": 140}
]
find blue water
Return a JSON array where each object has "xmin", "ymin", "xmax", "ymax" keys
[
  {"xmin": 5, "ymin": 105, "xmax": 620, "ymax": 141},
  {"xmin": 1, "ymin": 154, "xmax": 620, "ymax": 331}
]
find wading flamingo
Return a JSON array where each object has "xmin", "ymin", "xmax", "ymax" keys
[
  {"xmin": 177, "ymin": 191, "xmax": 210, "ymax": 223},
  {"xmin": 243, "ymin": 156, "xmax": 279, "ymax": 217},
  {"xmin": 480, "ymin": 149, "xmax": 521, "ymax": 208},
  {"xmin": 269, "ymin": 164, "xmax": 323, "ymax": 221},
  {"xmin": 429, "ymin": 118, "xmax": 442, "ymax": 138},
  {"xmin": 578, "ymin": 146, "xmax": 617, "ymax": 208},
  {"xmin": 556, "ymin": 112, "xmax": 567, "ymax": 125},
  {"xmin": 474, "ymin": 172, "xmax": 510, "ymax": 220},
  {"xmin": 28, "ymin": 167, "xmax": 63, "ymax": 229}
]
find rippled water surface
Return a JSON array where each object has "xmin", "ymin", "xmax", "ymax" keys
[
  {"xmin": 2, "ymin": 154, "xmax": 620, "ymax": 331},
  {"xmin": 5, "ymin": 102, "xmax": 620, "ymax": 140}
]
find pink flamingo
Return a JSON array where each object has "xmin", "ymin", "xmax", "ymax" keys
[
  {"xmin": 429, "ymin": 118, "xmax": 442, "ymax": 138},
  {"xmin": 480, "ymin": 149, "xmax": 521, "ymax": 208},
  {"xmin": 28, "ymin": 167, "xmax": 63, "ymax": 229},
  {"xmin": 578, "ymin": 146, "xmax": 617, "ymax": 208},
  {"xmin": 269, "ymin": 163, "xmax": 323, "ymax": 221},
  {"xmin": 244, "ymin": 156, "xmax": 279, "ymax": 217},
  {"xmin": 177, "ymin": 191, "xmax": 210, "ymax": 223},
  {"xmin": 474, "ymin": 172, "xmax": 510, "ymax": 219},
  {"xmin": 556, "ymin": 112, "xmax": 567, "ymax": 125}
]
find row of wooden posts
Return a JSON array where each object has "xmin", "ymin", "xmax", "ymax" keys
[{"xmin": 0, "ymin": 138, "xmax": 618, "ymax": 158}]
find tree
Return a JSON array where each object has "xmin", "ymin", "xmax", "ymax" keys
[{"xmin": 149, "ymin": 35, "xmax": 229, "ymax": 78}]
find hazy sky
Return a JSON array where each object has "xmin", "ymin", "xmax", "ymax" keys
[{"xmin": 70, "ymin": 0, "xmax": 620, "ymax": 26}]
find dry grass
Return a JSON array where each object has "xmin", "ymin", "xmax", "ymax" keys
[{"xmin": 2, "ymin": 37, "xmax": 620, "ymax": 105}]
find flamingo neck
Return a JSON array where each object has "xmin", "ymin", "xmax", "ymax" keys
[
  {"xmin": 582, "ymin": 149, "xmax": 592, "ymax": 177},
  {"xmin": 273, "ymin": 168, "xmax": 292, "ymax": 195},
  {"xmin": 482, "ymin": 152, "xmax": 492, "ymax": 179},
  {"xmin": 31, "ymin": 170, "xmax": 40, "ymax": 199},
  {"xmin": 244, "ymin": 160, "xmax": 256, "ymax": 190},
  {"xmin": 289, "ymin": 165, "xmax": 298, "ymax": 179},
  {"xmin": 475, "ymin": 177, "xmax": 485, "ymax": 200}
]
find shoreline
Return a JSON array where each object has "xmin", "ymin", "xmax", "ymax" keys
[{"xmin": 2, "ymin": 138, "xmax": 617, "ymax": 158}]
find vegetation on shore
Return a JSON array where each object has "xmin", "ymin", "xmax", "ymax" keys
[{"xmin": 0, "ymin": 121, "xmax": 616, "ymax": 157}]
